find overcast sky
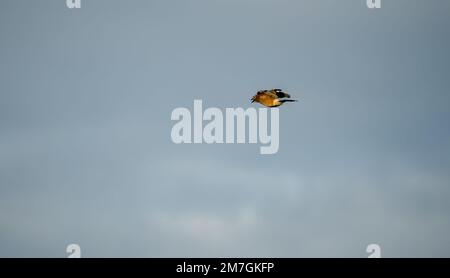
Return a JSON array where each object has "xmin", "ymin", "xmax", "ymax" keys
[{"xmin": 1, "ymin": 0, "xmax": 450, "ymax": 257}]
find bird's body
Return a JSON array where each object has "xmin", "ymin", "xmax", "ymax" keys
[{"xmin": 251, "ymin": 89, "xmax": 297, "ymax": 107}]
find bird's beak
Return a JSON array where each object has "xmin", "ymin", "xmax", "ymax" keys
[{"xmin": 251, "ymin": 99, "xmax": 255, "ymax": 103}]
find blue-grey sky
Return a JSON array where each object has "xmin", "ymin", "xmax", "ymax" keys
[{"xmin": 1, "ymin": 0, "xmax": 450, "ymax": 257}]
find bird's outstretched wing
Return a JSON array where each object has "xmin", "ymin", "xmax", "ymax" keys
[
  {"xmin": 271, "ymin": 89, "xmax": 291, "ymax": 99},
  {"xmin": 256, "ymin": 89, "xmax": 289, "ymax": 99}
]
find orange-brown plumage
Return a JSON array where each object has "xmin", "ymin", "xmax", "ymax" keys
[{"xmin": 251, "ymin": 89, "xmax": 297, "ymax": 107}]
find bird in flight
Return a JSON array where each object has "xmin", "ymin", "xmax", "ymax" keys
[{"xmin": 250, "ymin": 89, "xmax": 297, "ymax": 107}]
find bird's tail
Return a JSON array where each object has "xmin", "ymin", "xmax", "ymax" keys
[{"xmin": 279, "ymin": 99, "xmax": 298, "ymax": 103}]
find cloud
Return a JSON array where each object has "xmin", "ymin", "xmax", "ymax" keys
[{"xmin": 1, "ymin": 0, "xmax": 450, "ymax": 257}]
